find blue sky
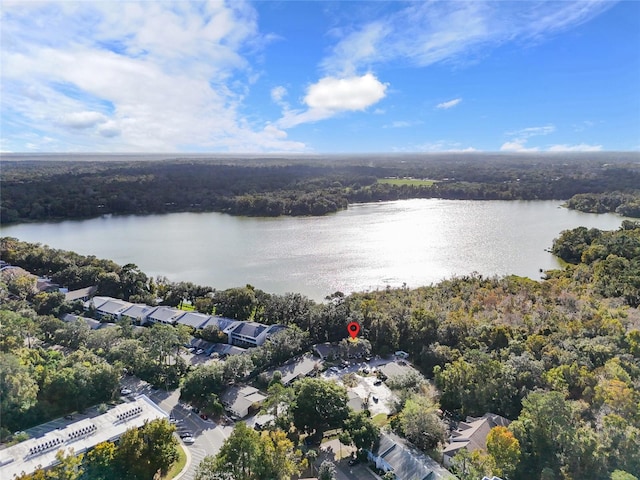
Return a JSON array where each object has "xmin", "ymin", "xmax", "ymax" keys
[{"xmin": 1, "ymin": 0, "xmax": 638, "ymax": 153}]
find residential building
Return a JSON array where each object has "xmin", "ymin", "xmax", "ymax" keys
[
  {"xmin": 83, "ymin": 296, "xmax": 110, "ymax": 313},
  {"xmin": 201, "ymin": 315, "xmax": 241, "ymax": 334},
  {"xmin": 175, "ymin": 311, "xmax": 211, "ymax": 329},
  {"xmin": 377, "ymin": 361, "xmax": 419, "ymax": 382},
  {"xmin": 121, "ymin": 304, "xmax": 157, "ymax": 325},
  {"xmin": 209, "ymin": 343, "xmax": 247, "ymax": 358},
  {"xmin": 348, "ymin": 390, "xmax": 365, "ymax": 412},
  {"xmin": 62, "ymin": 313, "xmax": 101, "ymax": 330},
  {"xmin": 227, "ymin": 322, "xmax": 285, "ymax": 348},
  {"xmin": 36, "ymin": 277, "xmax": 60, "ymax": 293},
  {"xmin": 147, "ymin": 306, "xmax": 184, "ymax": 325},
  {"xmin": 93, "ymin": 298, "xmax": 134, "ymax": 320},
  {"xmin": 367, "ymin": 432, "xmax": 436, "ymax": 480},
  {"xmin": 279, "ymin": 355, "xmax": 321, "ymax": 385},
  {"xmin": 64, "ymin": 286, "xmax": 97, "ymax": 303},
  {"xmin": 442, "ymin": 413, "xmax": 511, "ymax": 467},
  {"xmin": 221, "ymin": 386, "xmax": 267, "ymax": 418},
  {"xmin": 0, "ymin": 395, "xmax": 167, "ymax": 479}
]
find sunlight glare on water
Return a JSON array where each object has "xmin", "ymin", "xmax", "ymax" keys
[{"xmin": 0, "ymin": 199, "xmax": 630, "ymax": 301}]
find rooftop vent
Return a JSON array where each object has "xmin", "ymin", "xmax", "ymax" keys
[
  {"xmin": 116, "ymin": 405, "xmax": 143, "ymax": 422},
  {"xmin": 27, "ymin": 437, "xmax": 64, "ymax": 457},
  {"xmin": 66, "ymin": 424, "xmax": 97, "ymax": 442}
]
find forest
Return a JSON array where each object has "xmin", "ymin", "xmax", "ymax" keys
[
  {"xmin": 1, "ymin": 221, "xmax": 639, "ymax": 479},
  {"xmin": 2, "ymin": 152, "xmax": 640, "ymax": 224}
]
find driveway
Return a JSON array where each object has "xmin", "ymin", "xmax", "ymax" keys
[
  {"xmin": 316, "ymin": 443, "xmax": 379, "ymax": 480},
  {"xmin": 123, "ymin": 377, "xmax": 233, "ymax": 480}
]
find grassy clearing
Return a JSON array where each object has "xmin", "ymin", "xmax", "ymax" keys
[
  {"xmin": 372, "ymin": 413, "xmax": 389, "ymax": 427},
  {"xmin": 377, "ymin": 178, "xmax": 438, "ymax": 187},
  {"xmin": 162, "ymin": 444, "xmax": 187, "ymax": 480},
  {"xmin": 178, "ymin": 303, "xmax": 195, "ymax": 311}
]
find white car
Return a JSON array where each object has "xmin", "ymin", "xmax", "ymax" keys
[
  {"xmin": 120, "ymin": 388, "xmax": 133, "ymax": 396},
  {"xmin": 182, "ymin": 436, "xmax": 195, "ymax": 444}
]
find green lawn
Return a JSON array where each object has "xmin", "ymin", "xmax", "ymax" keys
[
  {"xmin": 372, "ymin": 413, "xmax": 389, "ymax": 427},
  {"xmin": 163, "ymin": 444, "xmax": 187, "ymax": 480},
  {"xmin": 377, "ymin": 178, "xmax": 438, "ymax": 187},
  {"xmin": 178, "ymin": 303, "xmax": 196, "ymax": 311}
]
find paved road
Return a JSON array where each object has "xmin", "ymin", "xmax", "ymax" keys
[{"xmin": 123, "ymin": 378, "xmax": 232, "ymax": 480}]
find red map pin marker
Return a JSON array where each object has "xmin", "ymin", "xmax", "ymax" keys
[{"xmin": 347, "ymin": 321, "xmax": 360, "ymax": 339}]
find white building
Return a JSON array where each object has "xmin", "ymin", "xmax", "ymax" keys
[{"xmin": 0, "ymin": 395, "xmax": 168, "ymax": 479}]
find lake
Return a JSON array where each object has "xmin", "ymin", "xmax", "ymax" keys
[{"xmin": 0, "ymin": 199, "xmax": 631, "ymax": 302}]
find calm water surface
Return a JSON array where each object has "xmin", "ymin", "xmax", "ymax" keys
[{"xmin": 1, "ymin": 200, "xmax": 630, "ymax": 301}]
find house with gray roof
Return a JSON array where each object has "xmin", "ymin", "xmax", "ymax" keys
[
  {"xmin": 209, "ymin": 343, "xmax": 247, "ymax": 358},
  {"xmin": 368, "ymin": 432, "xmax": 438, "ymax": 480},
  {"xmin": 121, "ymin": 304, "xmax": 157, "ymax": 325},
  {"xmin": 221, "ymin": 386, "xmax": 267, "ymax": 418},
  {"xmin": 228, "ymin": 322, "xmax": 267, "ymax": 347},
  {"xmin": 271, "ymin": 354, "xmax": 321, "ymax": 386},
  {"xmin": 443, "ymin": 413, "xmax": 510, "ymax": 467},
  {"xmin": 83, "ymin": 296, "xmax": 110, "ymax": 311},
  {"xmin": 176, "ymin": 311, "xmax": 211, "ymax": 329},
  {"xmin": 147, "ymin": 306, "xmax": 184, "ymax": 325},
  {"xmin": 64, "ymin": 286, "xmax": 97, "ymax": 303},
  {"xmin": 94, "ymin": 299, "xmax": 133, "ymax": 320},
  {"xmin": 62, "ymin": 314, "xmax": 101, "ymax": 330},
  {"xmin": 227, "ymin": 322, "xmax": 286, "ymax": 348},
  {"xmin": 201, "ymin": 315, "xmax": 241, "ymax": 334}
]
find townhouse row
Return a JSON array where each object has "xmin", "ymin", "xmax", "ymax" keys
[{"xmin": 84, "ymin": 296, "xmax": 285, "ymax": 348}]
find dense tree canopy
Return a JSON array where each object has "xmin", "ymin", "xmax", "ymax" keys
[
  {"xmin": 195, "ymin": 423, "xmax": 305, "ymax": 480},
  {"xmin": 3, "ymin": 154, "xmax": 639, "ymax": 224}
]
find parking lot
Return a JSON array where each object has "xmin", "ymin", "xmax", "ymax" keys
[{"xmin": 322, "ymin": 358, "xmax": 400, "ymax": 415}]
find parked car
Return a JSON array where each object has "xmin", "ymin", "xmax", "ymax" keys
[
  {"xmin": 348, "ymin": 457, "xmax": 360, "ymax": 466},
  {"xmin": 196, "ymin": 348, "xmax": 205, "ymax": 355},
  {"xmin": 64, "ymin": 415, "xmax": 73, "ymax": 420},
  {"xmin": 374, "ymin": 380, "xmax": 383, "ymax": 386},
  {"xmin": 182, "ymin": 436, "xmax": 195, "ymax": 444},
  {"xmin": 120, "ymin": 387, "xmax": 133, "ymax": 396},
  {"xmin": 178, "ymin": 431, "xmax": 193, "ymax": 438}
]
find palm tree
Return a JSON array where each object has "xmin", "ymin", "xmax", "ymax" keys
[{"xmin": 306, "ymin": 449, "xmax": 318, "ymax": 476}]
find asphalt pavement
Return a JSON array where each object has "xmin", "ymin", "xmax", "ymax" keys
[{"xmin": 122, "ymin": 378, "xmax": 232, "ymax": 480}]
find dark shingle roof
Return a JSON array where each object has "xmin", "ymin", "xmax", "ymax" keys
[{"xmin": 230, "ymin": 322, "xmax": 267, "ymax": 339}]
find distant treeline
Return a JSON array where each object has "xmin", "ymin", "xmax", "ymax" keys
[
  {"xmin": 565, "ymin": 191, "xmax": 640, "ymax": 218},
  {"xmin": 2, "ymin": 153, "xmax": 640, "ymax": 224}
]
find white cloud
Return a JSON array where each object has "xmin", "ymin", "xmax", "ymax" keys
[
  {"xmin": 383, "ymin": 120, "xmax": 423, "ymax": 129},
  {"xmin": 509, "ymin": 125, "xmax": 556, "ymax": 138},
  {"xmin": 501, "ymin": 124, "xmax": 555, "ymax": 151},
  {"xmin": 394, "ymin": 140, "xmax": 478, "ymax": 152},
  {"xmin": 547, "ymin": 143, "xmax": 603, "ymax": 152},
  {"xmin": 278, "ymin": 73, "xmax": 387, "ymax": 128},
  {"xmin": 98, "ymin": 121, "xmax": 121, "ymax": 138},
  {"xmin": 271, "ymin": 86, "xmax": 287, "ymax": 103},
  {"xmin": 59, "ymin": 111, "xmax": 107, "ymax": 129},
  {"xmin": 500, "ymin": 140, "xmax": 539, "ymax": 152},
  {"xmin": 305, "ymin": 73, "xmax": 387, "ymax": 110},
  {"xmin": 0, "ymin": 2, "xmax": 306, "ymax": 152},
  {"xmin": 436, "ymin": 98, "xmax": 462, "ymax": 110},
  {"xmin": 321, "ymin": 1, "xmax": 612, "ymax": 75}
]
